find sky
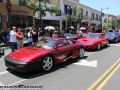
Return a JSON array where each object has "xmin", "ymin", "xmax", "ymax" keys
[{"xmin": 80, "ymin": 0, "xmax": 120, "ymax": 15}]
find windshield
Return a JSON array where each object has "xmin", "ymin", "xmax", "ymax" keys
[
  {"xmin": 64, "ymin": 33, "xmax": 73, "ymax": 37},
  {"xmin": 86, "ymin": 33, "xmax": 100, "ymax": 39},
  {"xmin": 106, "ymin": 32, "xmax": 115, "ymax": 36},
  {"xmin": 33, "ymin": 39, "xmax": 56, "ymax": 49},
  {"xmin": 21, "ymin": 29, "xmax": 28, "ymax": 39}
]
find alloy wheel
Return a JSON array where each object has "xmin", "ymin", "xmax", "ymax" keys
[
  {"xmin": 79, "ymin": 48, "xmax": 85, "ymax": 58},
  {"xmin": 42, "ymin": 56, "xmax": 53, "ymax": 71}
]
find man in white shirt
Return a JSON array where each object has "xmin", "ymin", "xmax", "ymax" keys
[{"xmin": 9, "ymin": 26, "xmax": 18, "ymax": 52}]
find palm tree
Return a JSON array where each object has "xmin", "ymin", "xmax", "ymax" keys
[
  {"xmin": 72, "ymin": 7, "xmax": 89, "ymax": 29},
  {"xmin": 26, "ymin": 0, "xmax": 58, "ymax": 29},
  {"xmin": 5, "ymin": 0, "xmax": 12, "ymax": 28}
]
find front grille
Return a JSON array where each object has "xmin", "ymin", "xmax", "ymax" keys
[{"xmin": 5, "ymin": 61, "xmax": 16, "ymax": 67}]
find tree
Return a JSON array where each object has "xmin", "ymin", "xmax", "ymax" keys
[
  {"xmin": 26, "ymin": 0, "xmax": 58, "ymax": 29},
  {"xmin": 5, "ymin": 0, "xmax": 12, "ymax": 28},
  {"xmin": 117, "ymin": 16, "xmax": 120, "ymax": 28},
  {"xmin": 71, "ymin": 7, "xmax": 89, "ymax": 29}
]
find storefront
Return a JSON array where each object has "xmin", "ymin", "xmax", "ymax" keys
[
  {"xmin": 35, "ymin": 19, "xmax": 60, "ymax": 30},
  {"xmin": 0, "ymin": 4, "xmax": 34, "ymax": 30}
]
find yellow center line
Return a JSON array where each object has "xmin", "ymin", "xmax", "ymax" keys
[
  {"xmin": 87, "ymin": 58, "xmax": 120, "ymax": 90},
  {"xmin": 96, "ymin": 64, "xmax": 120, "ymax": 90}
]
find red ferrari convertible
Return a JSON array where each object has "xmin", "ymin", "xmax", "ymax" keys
[
  {"xmin": 4, "ymin": 38, "xmax": 85, "ymax": 73},
  {"xmin": 77, "ymin": 33, "xmax": 109, "ymax": 50}
]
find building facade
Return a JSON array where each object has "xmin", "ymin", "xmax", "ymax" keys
[
  {"xmin": 35, "ymin": 0, "xmax": 80, "ymax": 31},
  {"xmin": 0, "ymin": 0, "xmax": 35, "ymax": 30},
  {"xmin": 79, "ymin": 4, "xmax": 101, "ymax": 29},
  {"xmin": 104, "ymin": 14, "xmax": 117, "ymax": 29}
]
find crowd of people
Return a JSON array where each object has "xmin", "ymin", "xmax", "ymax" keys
[{"xmin": 0, "ymin": 25, "xmax": 117, "ymax": 52}]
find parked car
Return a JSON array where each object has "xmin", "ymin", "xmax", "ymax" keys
[
  {"xmin": 42, "ymin": 33, "xmax": 78, "ymax": 40},
  {"xmin": 4, "ymin": 38, "xmax": 85, "ymax": 73},
  {"xmin": 63, "ymin": 33, "xmax": 78, "ymax": 40},
  {"xmin": 105, "ymin": 32, "xmax": 120, "ymax": 43},
  {"xmin": 21, "ymin": 29, "xmax": 29, "ymax": 46},
  {"xmin": 77, "ymin": 33, "xmax": 109, "ymax": 50}
]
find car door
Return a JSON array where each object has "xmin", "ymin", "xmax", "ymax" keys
[
  {"xmin": 54, "ymin": 39, "xmax": 70, "ymax": 63},
  {"xmin": 100, "ymin": 34, "xmax": 106, "ymax": 46}
]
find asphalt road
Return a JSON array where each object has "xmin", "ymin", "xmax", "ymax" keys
[{"xmin": 0, "ymin": 43, "xmax": 120, "ymax": 90}]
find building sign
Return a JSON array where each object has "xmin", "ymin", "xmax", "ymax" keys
[{"xmin": 12, "ymin": 10, "xmax": 29, "ymax": 14}]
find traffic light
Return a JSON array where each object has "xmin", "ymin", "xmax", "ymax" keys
[{"xmin": 56, "ymin": 10, "xmax": 61, "ymax": 16}]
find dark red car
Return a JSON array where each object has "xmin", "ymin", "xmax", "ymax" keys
[{"xmin": 4, "ymin": 38, "xmax": 85, "ymax": 73}]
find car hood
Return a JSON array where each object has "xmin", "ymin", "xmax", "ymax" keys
[
  {"xmin": 7, "ymin": 47, "xmax": 48, "ymax": 62},
  {"xmin": 78, "ymin": 38, "xmax": 99, "ymax": 45}
]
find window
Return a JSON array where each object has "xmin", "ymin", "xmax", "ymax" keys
[
  {"xmin": 91, "ymin": 13, "xmax": 94, "ymax": 20},
  {"xmin": 99, "ymin": 15, "xmax": 101, "ymax": 21},
  {"xmin": 68, "ymin": 40, "xmax": 74, "ymax": 45},
  {"xmin": 64, "ymin": 5, "xmax": 68, "ymax": 14},
  {"xmin": 86, "ymin": 11, "xmax": 88, "ymax": 16},
  {"xmin": 96, "ymin": 14, "xmax": 98, "ymax": 21},
  {"xmin": 19, "ymin": 0, "xmax": 25, "ymax": 6},
  {"xmin": 57, "ymin": 40, "xmax": 69, "ymax": 46},
  {"xmin": 104, "ymin": 19, "xmax": 107, "ymax": 23},
  {"xmin": 0, "ymin": 0, "xmax": 2, "ymax": 2}
]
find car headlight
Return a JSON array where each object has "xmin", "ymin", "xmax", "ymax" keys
[{"xmin": 90, "ymin": 42, "xmax": 95, "ymax": 44}]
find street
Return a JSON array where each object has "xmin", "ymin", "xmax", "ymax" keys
[{"xmin": 0, "ymin": 43, "xmax": 120, "ymax": 90}]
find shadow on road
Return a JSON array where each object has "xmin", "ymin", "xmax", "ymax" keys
[{"xmin": 6, "ymin": 56, "xmax": 88, "ymax": 79}]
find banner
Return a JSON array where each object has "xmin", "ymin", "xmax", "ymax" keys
[{"xmin": 2, "ymin": 13, "xmax": 8, "ymax": 22}]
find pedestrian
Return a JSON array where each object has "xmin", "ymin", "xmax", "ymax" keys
[
  {"xmin": 53, "ymin": 31, "xmax": 58, "ymax": 38},
  {"xmin": 31, "ymin": 25, "xmax": 38, "ymax": 43},
  {"xmin": 38, "ymin": 28, "xmax": 43, "ymax": 40},
  {"xmin": 1, "ymin": 29, "xmax": 8, "ymax": 45},
  {"xmin": 16, "ymin": 28, "xmax": 24, "ymax": 49},
  {"xmin": 7, "ymin": 28, "xmax": 11, "ymax": 45},
  {"xmin": 9, "ymin": 26, "xmax": 18, "ymax": 52},
  {"xmin": 27, "ymin": 28, "xmax": 33, "ymax": 46}
]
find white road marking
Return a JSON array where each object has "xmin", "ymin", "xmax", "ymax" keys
[
  {"xmin": 0, "ymin": 70, "xmax": 13, "ymax": 76},
  {"xmin": 74, "ymin": 59, "xmax": 97, "ymax": 67},
  {"xmin": 110, "ymin": 44, "xmax": 120, "ymax": 46},
  {"xmin": 0, "ymin": 82, "xmax": 5, "ymax": 86}
]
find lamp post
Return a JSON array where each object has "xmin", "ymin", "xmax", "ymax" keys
[
  {"xmin": 68, "ymin": 6, "xmax": 72, "ymax": 29},
  {"xmin": 101, "ymin": 7, "xmax": 109, "ymax": 30},
  {"xmin": 38, "ymin": 0, "xmax": 46, "ymax": 29}
]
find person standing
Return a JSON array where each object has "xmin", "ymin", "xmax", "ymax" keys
[
  {"xmin": 9, "ymin": 26, "xmax": 18, "ymax": 52},
  {"xmin": 32, "ymin": 25, "xmax": 38, "ymax": 43},
  {"xmin": 38, "ymin": 28, "xmax": 43, "ymax": 40},
  {"xmin": 27, "ymin": 28, "xmax": 33, "ymax": 46},
  {"xmin": 16, "ymin": 28, "xmax": 24, "ymax": 49},
  {"xmin": 2, "ymin": 29, "xmax": 8, "ymax": 45}
]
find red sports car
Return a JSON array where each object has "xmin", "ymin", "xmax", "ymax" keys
[
  {"xmin": 77, "ymin": 33, "xmax": 109, "ymax": 50},
  {"xmin": 4, "ymin": 38, "xmax": 85, "ymax": 73}
]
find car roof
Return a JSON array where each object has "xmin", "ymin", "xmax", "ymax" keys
[{"xmin": 88, "ymin": 33, "xmax": 101, "ymax": 34}]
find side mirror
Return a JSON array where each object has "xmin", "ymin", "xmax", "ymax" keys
[{"xmin": 56, "ymin": 44, "xmax": 63, "ymax": 48}]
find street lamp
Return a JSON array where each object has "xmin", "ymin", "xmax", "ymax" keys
[
  {"xmin": 67, "ymin": 6, "xmax": 72, "ymax": 29},
  {"xmin": 101, "ymin": 7, "xmax": 109, "ymax": 30}
]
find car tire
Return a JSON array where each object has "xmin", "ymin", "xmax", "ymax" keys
[
  {"xmin": 115, "ymin": 39, "xmax": 117, "ymax": 43},
  {"xmin": 106, "ymin": 41, "xmax": 109, "ymax": 47},
  {"xmin": 40, "ymin": 55, "xmax": 53, "ymax": 71},
  {"xmin": 78, "ymin": 47, "xmax": 85, "ymax": 58},
  {"xmin": 97, "ymin": 43, "xmax": 101, "ymax": 50}
]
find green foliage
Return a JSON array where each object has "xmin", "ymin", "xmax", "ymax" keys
[
  {"xmin": 71, "ymin": 7, "xmax": 88, "ymax": 21},
  {"xmin": 104, "ymin": 21, "xmax": 112, "ymax": 28},
  {"xmin": 117, "ymin": 16, "xmax": 120, "ymax": 28},
  {"xmin": 26, "ymin": 0, "xmax": 58, "ymax": 16}
]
